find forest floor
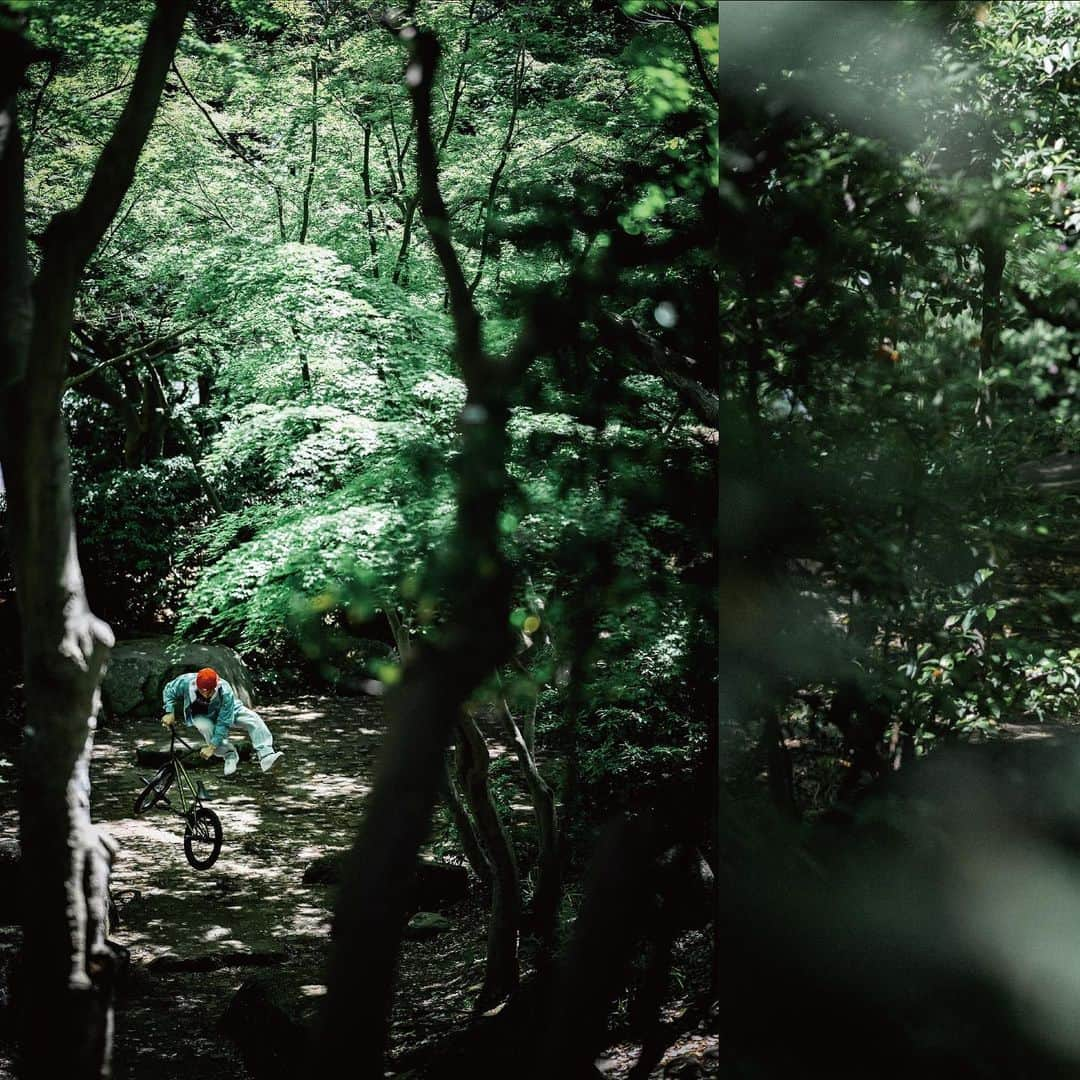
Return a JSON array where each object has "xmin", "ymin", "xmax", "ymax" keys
[{"xmin": 0, "ymin": 694, "xmax": 715, "ymax": 1079}]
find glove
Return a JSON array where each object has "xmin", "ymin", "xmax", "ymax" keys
[
  {"xmin": 161, "ymin": 713, "xmax": 176, "ymax": 728},
  {"xmin": 199, "ymin": 745, "xmax": 217, "ymax": 759}
]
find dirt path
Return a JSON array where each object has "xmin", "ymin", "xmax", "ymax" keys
[
  {"xmin": 0, "ymin": 695, "xmax": 714, "ymax": 1079},
  {"xmin": 0, "ymin": 695, "xmax": 489, "ymax": 1079}
]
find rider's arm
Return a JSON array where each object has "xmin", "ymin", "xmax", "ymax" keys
[
  {"xmin": 161, "ymin": 675, "xmax": 189, "ymax": 722},
  {"xmin": 210, "ymin": 683, "xmax": 238, "ymax": 746}
]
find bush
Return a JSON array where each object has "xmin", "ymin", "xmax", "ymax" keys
[{"xmin": 76, "ymin": 459, "xmax": 203, "ymax": 631}]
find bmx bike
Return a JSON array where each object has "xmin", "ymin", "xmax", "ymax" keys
[{"xmin": 133, "ymin": 728, "xmax": 223, "ymax": 870}]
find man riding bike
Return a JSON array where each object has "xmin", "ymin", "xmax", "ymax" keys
[{"xmin": 161, "ymin": 667, "xmax": 283, "ymax": 778}]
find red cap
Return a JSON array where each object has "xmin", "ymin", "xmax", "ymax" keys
[{"xmin": 196, "ymin": 668, "xmax": 219, "ymax": 692}]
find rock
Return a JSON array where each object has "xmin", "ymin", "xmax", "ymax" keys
[
  {"xmin": 102, "ymin": 637, "xmax": 254, "ymax": 722},
  {"xmin": 664, "ymin": 1053, "xmax": 704, "ymax": 1078},
  {"xmin": 301, "ymin": 852, "xmax": 342, "ymax": 886},
  {"xmin": 135, "ymin": 743, "xmax": 252, "ymax": 767},
  {"xmin": 301, "ymin": 855, "xmax": 470, "ymax": 911},
  {"xmin": 414, "ymin": 858, "xmax": 469, "ymax": 909},
  {"xmin": 404, "ymin": 911, "xmax": 453, "ymax": 939},
  {"xmin": 148, "ymin": 948, "xmax": 286, "ymax": 973},
  {"xmin": 220, "ymin": 976, "xmax": 309, "ymax": 1080}
]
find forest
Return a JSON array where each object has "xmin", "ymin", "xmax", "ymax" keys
[
  {"xmin": 0, "ymin": 0, "xmax": 717, "ymax": 1078},
  {"xmin": 18, "ymin": 0, "xmax": 1080, "ymax": 1076}
]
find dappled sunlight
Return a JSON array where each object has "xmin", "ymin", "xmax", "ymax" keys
[
  {"xmin": 81, "ymin": 697, "xmax": 386, "ymax": 969},
  {"xmin": 277, "ymin": 903, "xmax": 333, "ymax": 938},
  {"xmin": 301, "ymin": 771, "xmax": 371, "ymax": 798}
]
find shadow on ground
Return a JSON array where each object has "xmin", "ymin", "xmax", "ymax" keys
[
  {"xmin": 87, "ymin": 694, "xmax": 488, "ymax": 1080},
  {"xmin": 0, "ymin": 694, "xmax": 713, "ymax": 1079}
]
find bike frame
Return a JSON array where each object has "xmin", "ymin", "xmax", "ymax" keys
[
  {"xmin": 135, "ymin": 726, "xmax": 223, "ymax": 869},
  {"xmin": 161, "ymin": 729, "xmax": 207, "ymax": 820}
]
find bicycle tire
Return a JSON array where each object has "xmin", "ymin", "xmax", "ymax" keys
[
  {"xmin": 183, "ymin": 807, "xmax": 223, "ymax": 870},
  {"xmin": 133, "ymin": 765, "xmax": 174, "ymax": 816}
]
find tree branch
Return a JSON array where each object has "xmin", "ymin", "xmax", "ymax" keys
[
  {"xmin": 1014, "ymin": 286, "xmax": 1080, "ymax": 332},
  {"xmin": 63, "ymin": 320, "xmax": 202, "ymax": 391},
  {"xmin": 62, "ymin": 0, "xmax": 189, "ymax": 269},
  {"xmin": 297, "ymin": 57, "xmax": 319, "ymax": 245},
  {"xmin": 467, "ymin": 43, "xmax": 524, "ymax": 298},
  {"xmin": 170, "ymin": 60, "xmax": 288, "ymax": 241},
  {"xmin": 595, "ymin": 311, "xmax": 719, "ymax": 428}
]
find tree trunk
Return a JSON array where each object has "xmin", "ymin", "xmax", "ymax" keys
[
  {"xmin": 383, "ymin": 604, "xmax": 412, "ymax": 663},
  {"xmin": 389, "ymin": 13, "xmax": 473, "ymax": 287},
  {"xmin": 455, "ymin": 711, "xmax": 521, "ymax": 1009},
  {"xmin": 497, "ymin": 691, "xmax": 560, "ymax": 946},
  {"xmin": 760, "ymin": 711, "xmax": 798, "ymax": 820},
  {"xmin": 534, "ymin": 814, "xmax": 664, "ymax": 1079},
  {"xmin": 288, "ymin": 319, "xmax": 312, "ymax": 391},
  {"xmin": 978, "ymin": 232, "xmax": 1005, "ymax": 424},
  {"xmin": 595, "ymin": 312, "xmax": 718, "ymax": 429},
  {"xmin": 390, "ymin": 192, "xmax": 420, "ymax": 286},
  {"xmin": 467, "ymin": 44, "xmax": 524, "ymax": 298},
  {"xmin": 440, "ymin": 750, "xmax": 492, "ymax": 890},
  {"xmin": 0, "ymin": 6, "xmax": 187, "ymax": 1076},
  {"xmin": 317, "ymin": 27, "xmax": 522, "ymax": 1075},
  {"xmin": 297, "ymin": 57, "xmax": 318, "ymax": 245},
  {"xmin": 362, "ymin": 122, "xmax": 379, "ymax": 276}
]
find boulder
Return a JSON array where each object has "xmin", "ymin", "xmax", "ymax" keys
[
  {"xmin": 220, "ymin": 976, "xmax": 310, "ymax": 1080},
  {"xmin": 302, "ymin": 855, "xmax": 470, "ymax": 911},
  {"xmin": 301, "ymin": 852, "xmax": 343, "ymax": 886},
  {"xmin": 414, "ymin": 858, "xmax": 470, "ymax": 909},
  {"xmin": 403, "ymin": 911, "xmax": 453, "ymax": 939},
  {"xmin": 102, "ymin": 638, "xmax": 254, "ymax": 722}
]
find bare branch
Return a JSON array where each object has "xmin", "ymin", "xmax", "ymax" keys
[
  {"xmin": 170, "ymin": 60, "xmax": 289, "ymax": 241},
  {"xmin": 297, "ymin": 57, "xmax": 319, "ymax": 245},
  {"xmin": 63, "ymin": 320, "xmax": 203, "ymax": 391}
]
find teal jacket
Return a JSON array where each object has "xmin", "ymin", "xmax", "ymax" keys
[{"xmin": 162, "ymin": 672, "xmax": 239, "ymax": 747}]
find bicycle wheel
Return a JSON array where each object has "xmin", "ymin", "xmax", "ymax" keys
[
  {"xmin": 134, "ymin": 765, "xmax": 174, "ymax": 816},
  {"xmin": 183, "ymin": 807, "xmax": 223, "ymax": 870}
]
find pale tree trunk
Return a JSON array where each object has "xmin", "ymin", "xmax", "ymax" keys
[
  {"xmin": 455, "ymin": 710, "xmax": 521, "ymax": 1009},
  {"xmin": 440, "ymin": 750, "xmax": 492, "ymax": 890},
  {"xmin": 496, "ymin": 689, "xmax": 560, "ymax": 947},
  {"xmin": 0, "ymin": 5, "xmax": 187, "ymax": 1077},
  {"xmin": 977, "ymin": 232, "xmax": 1005, "ymax": 425}
]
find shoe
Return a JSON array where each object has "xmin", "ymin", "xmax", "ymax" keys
[
  {"xmin": 259, "ymin": 751, "xmax": 283, "ymax": 773},
  {"xmin": 223, "ymin": 757, "xmax": 238, "ymax": 778}
]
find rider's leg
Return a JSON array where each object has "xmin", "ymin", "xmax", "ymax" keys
[
  {"xmin": 191, "ymin": 716, "xmax": 239, "ymax": 773},
  {"xmin": 232, "ymin": 707, "xmax": 280, "ymax": 767}
]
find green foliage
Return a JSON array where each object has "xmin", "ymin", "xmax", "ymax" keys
[
  {"xmin": 572, "ymin": 609, "xmax": 712, "ymax": 802},
  {"xmin": 75, "ymin": 459, "xmax": 203, "ymax": 628},
  {"xmin": 21, "ymin": 0, "xmax": 719, "ymax": 846}
]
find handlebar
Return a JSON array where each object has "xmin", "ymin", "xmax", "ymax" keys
[{"xmin": 168, "ymin": 728, "xmax": 199, "ymax": 757}]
